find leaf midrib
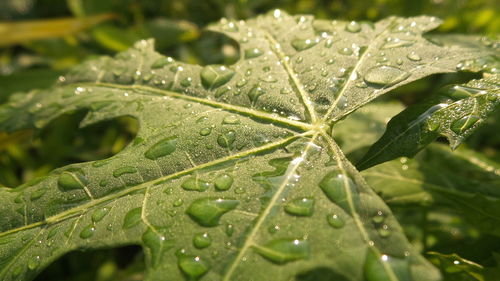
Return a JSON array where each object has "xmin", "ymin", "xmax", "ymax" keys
[{"xmin": 78, "ymin": 82, "xmax": 314, "ymax": 132}]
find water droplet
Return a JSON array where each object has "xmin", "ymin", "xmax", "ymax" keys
[
  {"xmin": 225, "ymin": 223, "xmax": 235, "ymax": 237},
  {"xmin": 57, "ymin": 170, "xmax": 88, "ymax": 192},
  {"xmin": 406, "ymin": 52, "xmax": 421, "ymax": 61},
  {"xmin": 186, "ymin": 197, "xmax": 239, "ymax": 227},
  {"xmin": 180, "ymin": 77, "xmax": 193, "ymax": 87},
  {"xmin": 451, "ymin": 115, "xmax": 480, "ymax": 134},
  {"xmin": 327, "ymin": 214, "xmax": 345, "ymax": 228},
  {"xmin": 319, "ymin": 171, "xmax": 359, "ymax": 213},
  {"xmin": 291, "ymin": 38, "xmax": 319, "ymax": 51},
  {"xmin": 178, "ymin": 255, "xmax": 209, "ymax": 280},
  {"xmin": 28, "ymin": 256, "xmax": 41, "ymax": 270},
  {"xmin": 364, "ymin": 66, "xmax": 410, "ymax": 87},
  {"xmin": 284, "ymin": 197, "xmax": 315, "ymax": 217},
  {"xmin": 245, "ymin": 48, "xmax": 263, "ymax": 59},
  {"xmin": 173, "ymin": 198, "xmax": 184, "ymax": 207},
  {"xmin": 30, "ymin": 188, "xmax": 47, "ymax": 201},
  {"xmin": 338, "ymin": 47, "xmax": 353, "ymax": 55},
  {"xmin": 215, "ymin": 86, "xmax": 230, "ymax": 98},
  {"xmin": 222, "ymin": 21, "xmax": 238, "ymax": 32},
  {"xmin": 92, "ymin": 207, "xmax": 110, "ymax": 222},
  {"xmin": 268, "ymin": 225, "xmax": 280, "ymax": 234},
  {"xmin": 214, "ymin": 174, "xmax": 234, "ymax": 191},
  {"xmin": 345, "ymin": 21, "xmax": 361, "ymax": 33},
  {"xmin": 181, "ymin": 176, "xmax": 211, "ymax": 192},
  {"xmin": 248, "ymin": 85, "xmax": 266, "ymax": 103},
  {"xmin": 151, "ymin": 57, "xmax": 174, "ymax": 69},
  {"xmin": 236, "ymin": 78, "xmax": 248, "ymax": 88},
  {"xmin": 193, "ymin": 233, "xmax": 212, "ymax": 249},
  {"xmin": 80, "ymin": 225, "xmax": 96, "ymax": 239},
  {"xmin": 200, "ymin": 65, "xmax": 235, "ymax": 89},
  {"xmin": 123, "ymin": 207, "xmax": 142, "ymax": 229},
  {"xmin": 378, "ymin": 224, "xmax": 391, "ymax": 237},
  {"xmin": 144, "ymin": 136, "xmax": 178, "ymax": 160},
  {"xmin": 113, "ymin": 166, "xmax": 137, "ymax": 178},
  {"xmin": 199, "ymin": 127, "xmax": 212, "ymax": 136},
  {"xmin": 142, "ymin": 228, "xmax": 171, "ymax": 267},
  {"xmin": 254, "ymin": 238, "xmax": 310, "ymax": 264},
  {"xmin": 217, "ymin": 130, "xmax": 236, "ymax": 148},
  {"xmin": 280, "ymin": 88, "xmax": 291, "ymax": 95},
  {"xmin": 222, "ymin": 115, "xmax": 240, "ymax": 124},
  {"xmin": 381, "ymin": 38, "xmax": 415, "ymax": 49},
  {"xmin": 363, "ymin": 249, "xmax": 411, "ymax": 281},
  {"xmin": 260, "ymin": 75, "xmax": 278, "ymax": 83},
  {"xmin": 372, "ymin": 211, "xmax": 385, "ymax": 224}
]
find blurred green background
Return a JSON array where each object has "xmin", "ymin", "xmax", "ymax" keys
[{"xmin": 0, "ymin": 0, "xmax": 499, "ymax": 280}]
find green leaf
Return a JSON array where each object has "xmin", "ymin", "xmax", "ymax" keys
[
  {"xmin": 362, "ymin": 143, "xmax": 500, "ymax": 236},
  {"xmin": 426, "ymin": 34, "xmax": 499, "ymax": 74},
  {"xmin": 427, "ymin": 252, "xmax": 484, "ymax": 281},
  {"xmin": 357, "ymin": 75, "xmax": 500, "ymax": 170},
  {"xmin": 0, "ymin": 11, "xmax": 486, "ymax": 281}
]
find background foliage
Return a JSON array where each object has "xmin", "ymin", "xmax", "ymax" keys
[{"xmin": 0, "ymin": 0, "xmax": 498, "ymax": 280}]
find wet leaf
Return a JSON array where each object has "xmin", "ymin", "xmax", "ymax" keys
[
  {"xmin": 0, "ymin": 11, "xmax": 490, "ymax": 281},
  {"xmin": 357, "ymin": 75, "xmax": 500, "ymax": 170}
]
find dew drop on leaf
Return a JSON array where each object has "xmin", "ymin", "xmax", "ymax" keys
[
  {"xmin": 180, "ymin": 77, "xmax": 193, "ymax": 87},
  {"xmin": 30, "ymin": 188, "xmax": 47, "ymax": 201},
  {"xmin": 79, "ymin": 225, "xmax": 96, "ymax": 239},
  {"xmin": 284, "ymin": 197, "xmax": 315, "ymax": 216},
  {"xmin": 381, "ymin": 38, "xmax": 415, "ymax": 49},
  {"xmin": 254, "ymin": 238, "xmax": 310, "ymax": 264},
  {"xmin": 450, "ymin": 115, "xmax": 480, "ymax": 134},
  {"xmin": 173, "ymin": 198, "xmax": 184, "ymax": 207},
  {"xmin": 319, "ymin": 171, "xmax": 358, "ymax": 212},
  {"xmin": 217, "ymin": 130, "xmax": 236, "ymax": 148},
  {"xmin": 193, "ymin": 233, "xmax": 212, "ymax": 249},
  {"xmin": 244, "ymin": 48, "xmax": 264, "ymax": 59},
  {"xmin": 186, "ymin": 197, "xmax": 239, "ymax": 227},
  {"xmin": 326, "ymin": 214, "xmax": 345, "ymax": 228},
  {"xmin": 345, "ymin": 21, "xmax": 361, "ymax": 33},
  {"xmin": 248, "ymin": 85, "xmax": 266, "ymax": 103},
  {"xmin": 28, "ymin": 256, "xmax": 41, "ymax": 270},
  {"xmin": 57, "ymin": 170, "xmax": 88, "ymax": 192},
  {"xmin": 222, "ymin": 115, "xmax": 240, "ymax": 125},
  {"xmin": 225, "ymin": 223, "xmax": 235, "ymax": 237},
  {"xmin": 378, "ymin": 224, "xmax": 391, "ymax": 237},
  {"xmin": 406, "ymin": 52, "xmax": 421, "ymax": 61},
  {"xmin": 291, "ymin": 38, "xmax": 319, "ymax": 51},
  {"xmin": 122, "ymin": 207, "xmax": 142, "ymax": 229},
  {"xmin": 200, "ymin": 65, "xmax": 235, "ymax": 89},
  {"xmin": 338, "ymin": 47, "xmax": 353, "ymax": 55},
  {"xmin": 113, "ymin": 166, "xmax": 138, "ymax": 178},
  {"xmin": 178, "ymin": 255, "xmax": 210, "ymax": 280},
  {"xmin": 214, "ymin": 174, "xmax": 234, "ymax": 191},
  {"xmin": 181, "ymin": 176, "xmax": 211, "ymax": 192},
  {"xmin": 372, "ymin": 211, "xmax": 385, "ymax": 224},
  {"xmin": 92, "ymin": 207, "xmax": 110, "ymax": 223},
  {"xmin": 144, "ymin": 136, "xmax": 178, "ymax": 160},
  {"xmin": 364, "ymin": 65, "xmax": 410, "ymax": 87},
  {"xmin": 151, "ymin": 57, "xmax": 174, "ymax": 69},
  {"xmin": 363, "ymin": 249, "xmax": 412, "ymax": 281},
  {"xmin": 199, "ymin": 127, "xmax": 212, "ymax": 136}
]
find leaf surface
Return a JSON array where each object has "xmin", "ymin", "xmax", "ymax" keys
[
  {"xmin": 0, "ymin": 11, "xmax": 485, "ymax": 281},
  {"xmin": 357, "ymin": 75, "xmax": 500, "ymax": 170}
]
